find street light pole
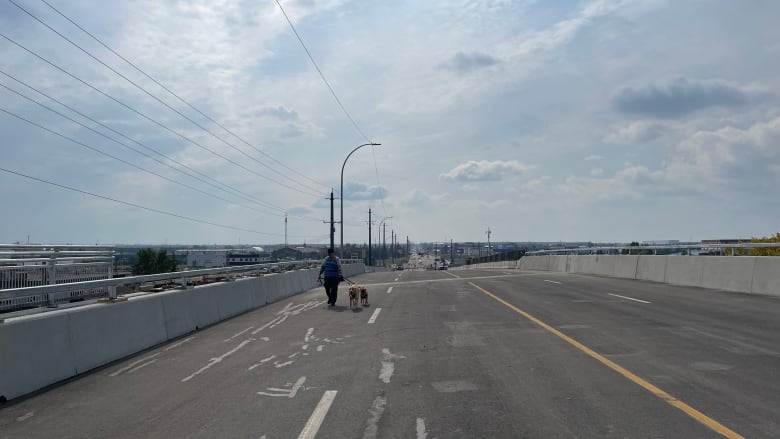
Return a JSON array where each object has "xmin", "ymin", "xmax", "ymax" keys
[{"xmin": 340, "ymin": 143, "xmax": 381, "ymax": 257}]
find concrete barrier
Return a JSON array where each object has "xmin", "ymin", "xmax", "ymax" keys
[
  {"xmin": 700, "ymin": 256, "xmax": 757, "ymax": 293},
  {"xmin": 215, "ymin": 278, "xmax": 255, "ymax": 320},
  {"xmin": 636, "ymin": 256, "xmax": 668, "ymax": 282},
  {"xmin": 0, "ymin": 312, "xmax": 76, "ymax": 401},
  {"xmin": 251, "ymin": 276, "xmax": 270, "ymax": 308},
  {"xmin": 263, "ymin": 273, "xmax": 283, "ymax": 303},
  {"xmin": 663, "ymin": 256, "xmax": 706, "ymax": 287},
  {"xmin": 751, "ymin": 257, "xmax": 780, "ymax": 296},
  {"xmin": 550, "ymin": 256, "xmax": 567, "ymax": 272},
  {"xmin": 68, "ymin": 295, "xmax": 168, "ymax": 374}
]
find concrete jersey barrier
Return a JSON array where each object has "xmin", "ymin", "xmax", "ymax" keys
[{"xmin": 0, "ymin": 263, "xmax": 366, "ymax": 401}]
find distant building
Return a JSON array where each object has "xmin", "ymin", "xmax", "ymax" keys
[
  {"xmin": 180, "ymin": 248, "xmax": 270, "ymax": 268},
  {"xmin": 641, "ymin": 240, "xmax": 680, "ymax": 246}
]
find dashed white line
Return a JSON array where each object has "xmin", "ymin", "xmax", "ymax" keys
[
  {"xmin": 224, "ymin": 326, "xmax": 254, "ymax": 342},
  {"xmin": 297, "ymin": 390, "xmax": 338, "ymax": 439},
  {"xmin": 316, "ymin": 345, "xmax": 324, "ymax": 352},
  {"xmin": 182, "ymin": 339, "xmax": 253, "ymax": 382},
  {"xmin": 416, "ymin": 418, "xmax": 428, "ymax": 439},
  {"xmin": 275, "ymin": 360, "xmax": 294, "ymax": 368},
  {"xmin": 362, "ymin": 395, "xmax": 387, "ymax": 439},
  {"xmin": 164, "ymin": 336, "xmax": 195, "ymax": 351},
  {"xmin": 367, "ymin": 308, "xmax": 382, "ymax": 324},
  {"xmin": 110, "ymin": 353, "xmax": 160, "ymax": 377},
  {"xmin": 16, "ymin": 412, "xmax": 34, "ymax": 422},
  {"xmin": 127, "ymin": 359, "xmax": 158, "ymax": 374},
  {"xmin": 305, "ymin": 327, "xmax": 314, "ymax": 342},
  {"xmin": 544, "ymin": 280, "xmax": 562, "ymax": 284},
  {"xmin": 608, "ymin": 293, "xmax": 651, "ymax": 304},
  {"xmin": 394, "ymin": 278, "xmax": 399, "ymax": 282},
  {"xmin": 386, "ymin": 287, "xmax": 393, "ymax": 294}
]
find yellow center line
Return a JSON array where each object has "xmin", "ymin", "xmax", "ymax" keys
[{"xmin": 468, "ymin": 281, "xmax": 745, "ymax": 439}]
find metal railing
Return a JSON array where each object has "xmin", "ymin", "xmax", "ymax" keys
[
  {"xmin": 0, "ymin": 258, "xmax": 362, "ymax": 314},
  {"xmin": 0, "ymin": 245, "xmax": 115, "ymax": 309},
  {"xmin": 527, "ymin": 242, "xmax": 780, "ymax": 256}
]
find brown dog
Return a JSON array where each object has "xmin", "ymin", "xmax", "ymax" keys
[{"xmin": 348, "ymin": 285, "xmax": 360, "ymax": 309}]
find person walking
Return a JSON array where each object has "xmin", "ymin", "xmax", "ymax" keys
[{"xmin": 318, "ymin": 248, "xmax": 343, "ymax": 306}]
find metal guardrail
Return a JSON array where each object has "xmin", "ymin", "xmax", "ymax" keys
[
  {"xmin": 527, "ymin": 243, "xmax": 780, "ymax": 255},
  {"xmin": 0, "ymin": 258, "xmax": 363, "ymax": 314}
]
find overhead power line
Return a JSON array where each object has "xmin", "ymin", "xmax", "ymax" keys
[
  {"xmin": 0, "ymin": 32, "xmax": 323, "ymax": 199},
  {"xmin": 274, "ymin": 0, "xmax": 391, "ymax": 219},
  {"xmin": 0, "ymin": 69, "xmax": 287, "ymax": 214},
  {"xmin": 38, "ymin": 0, "xmax": 330, "ymax": 193},
  {"xmin": 274, "ymin": 0, "xmax": 371, "ymax": 144},
  {"xmin": 8, "ymin": 0, "xmax": 326, "ymax": 197},
  {"xmin": 0, "ymin": 166, "xmax": 288, "ymax": 237},
  {"xmin": 0, "ymin": 92, "xmax": 296, "ymax": 219}
]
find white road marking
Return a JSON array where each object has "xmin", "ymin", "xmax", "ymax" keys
[
  {"xmin": 387, "ymin": 287, "xmax": 393, "ymax": 294},
  {"xmin": 379, "ymin": 348, "xmax": 406, "ymax": 383},
  {"xmin": 305, "ymin": 327, "xmax": 314, "ymax": 342},
  {"xmin": 316, "ymin": 345, "xmax": 324, "ymax": 352},
  {"xmin": 249, "ymin": 355, "xmax": 277, "ymax": 371},
  {"xmin": 224, "ymin": 326, "xmax": 254, "ymax": 342},
  {"xmin": 394, "ymin": 278, "xmax": 399, "ymax": 282},
  {"xmin": 367, "ymin": 308, "xmax": 382, "ymax": 324},
  {"xmin": 608, "ymin": 293, "xmax": 651, "ymax": 304},
  {"xmin": 110, "ymin": 353, "xmax": 160, "ymax": 377},
  {"xmin": 16, "ymin": 412, "xmax": 34, "ymax": 422},
  {"xmin": 182, "ymin": 339, "xmax": 253, "ymax": 382},
  {"xmin": 289, "ymin": 352, "xmax": 299, "ymax": 359},
  {"xmin": 362, "ymin": 395, "xmax": 387, "ymax": 439},
  {"xmin": 127, "ymin": 359, "xmax": 158, "ymax": 374},
  {"xmin": 258, "ymin": 376, "xmax": 306, "ymax": 398},
  {"xmin": 260, "ymin": 337, "xmax": 270, "ymax": 342},
  {"xmin": 302, "ymin": 344, "xmax": 309, "ymax": 350},
  {"xmin": 297, "ymin": 390, "xmax": 338, "ymax": 439},
  {"xmin": 164, "ymin": 336, "xmax": 195, "ymax": 351},
  {"xmin": 416, "ymin": 418, "xmax": 428, "ymax": 439},
  {"xmin": 544, "ymin": 280, "xmax": 562, "ymax": 284},
  {"xmin": 275, "ymin": 361, "xmax": 294, "ymax": 368}
]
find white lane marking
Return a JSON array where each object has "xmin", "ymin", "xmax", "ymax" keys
[
  {"xmin": 367, "ymin": 308, "xmax": 382, "ymax": 324},
  {"xmin": 164, "ymin": 336, "xmax": 195, "ymax": 351},
  {"xmin": 379, "ymin": 348, "xmax": 406, "ymax": 383},
  {"xmin": 275, "ymin": 360, "xmax": 294, "ymax": 368},
  {"xmin": 394, "ymin": 278, "xmax": 399, "ymax": 282},
  {"xmin": 289, "ymin": 352, "xmax": 299, "ymax": 359},
  {"xmin": 386, "ymin": 287, "xmax": 393, "ymax": 294},
  {"xmin": 305, "ymin": 327, "xmax": 314, "ymax": 342},
  {"xmin": 259, "ymin": 376, "xmax": 306, "ymax": 398},
  {"xmin": 249, "ymin": 355, "xmax": 277, "ymax": 371},
  {"xmin": 316, "ymin": 345, "xmax": 324, "ymax": 352},
  {"xmin": 260, "ymin": 337, "xmax": 270, "ymax": 342},
  {"xmin": 110, "ymin": 353, "xmax": 160, "ymax": 377},
  {"xmin": 182, "ymin": 339, "xmax": 253, "ymax": 382},
  {"xmin": 608, "ymin": 293, "xmax": 651, "ymax": 304},
  {"xmin": 302, "ymin": 344, "xmax": 309, "ymax": 350},
  {"xmin": 379, "ymin": 362, "xmax": 394, "ymax": 384},
  {"xmin": 416, "ymin": 418, "xmax": 428, "ymax": 439},
  {"xmin": 127, "ymin": 359, "xmax": 158, "ymax": 374},
  {"xmin": 16, "ymin": 412, "xmax": 34, "ymax": 422},
  {"xmin": 297, "ymin": 390, "xmax": 338, "ymax": 439},
  {"xmin": 224, "ymin": 326, "xmax": 254, "ymax": 342},
  {"xmin": 362, "ymin": 395, "xmax": 387, "ymax": 439},
  {"xmin": 543, "ymin": 280, "xmax": 562, "ymax": 284}
]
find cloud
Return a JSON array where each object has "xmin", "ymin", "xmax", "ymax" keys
[
  {"xmin": 604, "ymin": 121, "xmax": 664, "ymax": 144},
  {"xmin": 440, "ymin": 160, "xmax": 535, "ymax": 182},
  {"xmin": 342, "ymin": 181, "xmax": 388, "ymax": 201},
  {"xmin": 440, "ymin": 51, "xmax": 500, "ymax": 75},
  {"xmin": 400, "ymin": 188, "xmax": 451, "ymax": 207},
  {"xmin": 585, "ymin": 155, "xmax": 605, "ymax": 161},
  {"xmin": 254, "ymin": 106, "xmax": 299, "ymax": 121},
  {"xmin": 613, "ymin": 78, "xmax": 756, "ymax": 118},
  {"xmin": 287, "ymin": 205, "xmax": 313, "ymax": 216}
]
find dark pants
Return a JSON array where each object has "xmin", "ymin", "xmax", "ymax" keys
[{"xmin": 324, "ymin": 277, "xmax": 340, "ymax": 304}]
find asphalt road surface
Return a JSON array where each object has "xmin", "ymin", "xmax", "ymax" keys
[{"xmin": 1, "ymin": 268, "xmax": 779, "ymax": 438}]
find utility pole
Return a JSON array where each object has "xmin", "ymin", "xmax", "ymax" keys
[
  {"xmin": 406, "ymin": 236, "xmax": 409, "ymax": 257},
  {"xmin": 329, "ymin": 190, "xmax": 335, "ymax": 250},
  {"xmin": 451, "ymin": 238, "xmax": 454, "ymax": 265},
  {"xmin": 382, "ymin": 222, "xmax": 387, "ymax": 267},
  {"xmin": 367, "ymin": 208, "xmax": 373, "ymax": 267},
  {"xmin": 284, "ymin": 213, "xmax": 288, "ymax": 248},
  {"xmin": 391, "ymin": 230, "xmax": 395, "ymax": 265},
  {"xmin": 486, "ymin": 227, "xmax": 492, "ymax": 256}
]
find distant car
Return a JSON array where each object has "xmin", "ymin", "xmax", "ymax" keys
[{"xmin": 396, "ymin": 266, "xmax": 404, "ymax": 271}]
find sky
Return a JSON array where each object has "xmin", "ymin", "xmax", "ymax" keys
[{"xmin": 1, "ymin": 0, "xmax": 779, "ymax": 245}]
